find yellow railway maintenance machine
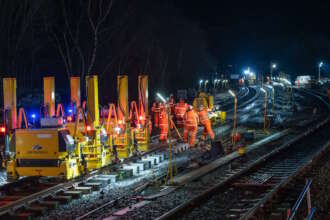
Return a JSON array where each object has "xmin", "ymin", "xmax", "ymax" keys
[
  {"xmin": 6, "ymin": 77, "xmax": 83, "ymax": 181},
  {"xmin": 82, "ymin": 75, "xmax": 113, "ymax": 169},
  {"xmin": 114, "ymin": 75, "xmax": 134, "ymax": 159},
  {"xmin": 135, "ymin": 75, "xmax": 150, "ymax": 152}
]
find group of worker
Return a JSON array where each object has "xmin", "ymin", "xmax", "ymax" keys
[{"xmin": 152, "ymin": 95, "xmax": 214, "ymax": 148}]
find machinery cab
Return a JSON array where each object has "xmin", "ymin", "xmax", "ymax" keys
[{"xmin": 6, "ymin": 119, "xmax": 83, "ymax": 181}]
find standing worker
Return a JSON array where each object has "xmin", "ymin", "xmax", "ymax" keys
[
  {"xmin": 169, "ymin": 94, "xmax": 175, "ymax": 115},
  {"xmin": 198, "ymin": 105, "xmax": 214, "ymax": 141},
  {"xmin": 158, "ymin": 107, "xmax": 169, "ymax": 143},
  {"xmin": 175, "ymin": 99, "xmax": 188, "ymax": 128},
  {"xmin": 152, "ymin": 101, "xmax": 160, "ymax": 128},
  {"xmin": 184, "ymin": 105, "xmax": 199, "ymax": 147}
]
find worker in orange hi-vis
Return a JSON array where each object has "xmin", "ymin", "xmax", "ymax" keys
[
  {"xmin": 175, "ymin": 99, "xmax": 188, "ymax": 128},
  {"xmin": 148, "ymin": 118, "xmax": 152, "ymax": 135},
  {"xmin": 168, "ymin": 94, "xmax": 175, "ymax": 115},
  {"xmin": 198, "ymin": 105, "xmax": 214, "ymax": 140},
  {"xmin": 183, "ymin": 105, "xmax": 199, "ymax": 147},
  {"xmin": 158, "ymin": 107, "xmax": 169, "ymax": 143},
  {"xmin": 151, "ymin": 101, "xmax": 160, "ymax": 128}
]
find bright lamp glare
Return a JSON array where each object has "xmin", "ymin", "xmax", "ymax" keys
[
  {"xmin": 260, "ymin": 88, "xmax": 266, "ymax": 93},
  {"xmin": 199, "ymin": 80, "xmax": 203, "ymax": 84},
  {"xmin": 319, "ymin": 62, "xmax": 323, "ymax": 67},
  {"xmin": 31, "ymin": 114, "xmax": 36, "ymax": 119},
  {"xmin": 272, "ymin": 64, "xmax": 277, "ymax": 69},
  {"xmin": 157, "ymin": 93, "xmax": 166, "ymax": 103},
  {"xmin": 228, "ymin": 89, "xmax": 236, "ymax": 97},
  {"xmin": 243, "ymin": 67, "xmax": 250, "ymax": 74}
]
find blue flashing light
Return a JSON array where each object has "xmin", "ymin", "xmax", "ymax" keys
[
  {"xmin": 68, "ymin": 109, "xmax": 73, "ymax": 113},
  {"xmin": 31, "ymin": 114, "xmax": 36, "ymax": 119}
]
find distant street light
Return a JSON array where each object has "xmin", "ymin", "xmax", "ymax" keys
[
  {"xmin": 260, "ymin": 88, "xmax": 268, "ymax": 132},
  {"xmin": 244, "ymin": 67, "xmax": 250, "ymax": 75},
  {"xmin": 318, "ymin": 62, "xmax": 323, "ymax": 82},
  {"xmin": 228, "ymin": 89, "xmax": 237, "ymax": 142},
  {"xmin": 204, "ymin": 80, "xmax": 209, "ymax": 92},
  {"xmin": 270, "ymin": 63, "xmax": 277, "ymax": 81},
  {"xmin": 199, "ymin": 80, "xmax": 204, "ymax": 90}
]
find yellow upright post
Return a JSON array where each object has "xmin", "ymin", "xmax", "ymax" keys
[
  {"xmin": 3, "ymin": 78, "xmax": 17, "ymax": 129},
  {"xmin": 86, "ymin": 75, "xmax": 99, "ymax": 129},
  {"xmin": 138, "ymin": 75, "xmax": 148, "ymax": 117},
  {"xmin": 70, "ymin": 77, "xmax": 81, "ymax": 107},
  {"xmin": 116, "ymin": 75, "xmax": 130, "ymax": 158},
  {"xmin": 117, "ymin": 75, "xmax": 129, "ymax": 124},
  {"xmin": 43, "ymin": 77, "xmax": 55, "ymax": 117},
  {"xmin": 138, "ymin": 75, "xmax": 149, "ymax": 151}
]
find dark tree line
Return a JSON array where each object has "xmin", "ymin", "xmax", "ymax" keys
[{"xmin": 0, "ymin": 0, "xmax": 215, "ymax": 105}]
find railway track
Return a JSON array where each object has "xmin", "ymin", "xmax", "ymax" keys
[
  {"xmin": 104, "ymin": 87, "xmax": 327, "ymax": 220},
  {"xmin": 252, "ymin": 136, "xmax": 330, "ymax": 219},
  {"xmin": 152, "ymin": 117, "xmax": 329, "ymax": 220}
]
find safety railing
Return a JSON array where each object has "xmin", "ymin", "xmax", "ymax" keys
[{"xmin": 287, "ymin": 178, "xmax": 315, "ymax": 220}]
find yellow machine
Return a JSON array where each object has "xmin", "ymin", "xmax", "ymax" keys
[
  {"xmin": 81, "ymin": 75, "xmax": 112, "ymax": 169},
  {"xmin": 6, "ymin": 128, "xmax": 82, "ymax": 180},
  {"xmin": 193, "ymin": 92, "xmax": 214, "ymax": 110},
  {"xmin": 135, "ymin": 75, "xmax": 150, "ymax": 151},
  {"xmin": 114, "ymin": 75, "xmax": 134, "ymax": 158},
  {"xmin": 6, "ymin": 77, "xmax": 83, "ymax": 181}
]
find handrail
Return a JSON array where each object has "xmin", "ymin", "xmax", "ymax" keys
[
  {"xmin": 129, "ymin": 101, "xmax": 139, "ymax": 122},
  {"xmin": 73, "ymin": 107, "xmax": 87, "ymax": 137},
  {"xmin": 17, "ymin": 108, "xmax": 28, "ymax": 129},
  {"xmin": 106, "ymin": 103, "xmax": 118, "ymax": 133},
  {"xmin": 288, "ymin": 178, "xmax": 313, "ymax": 220},
  {"xmin": 56, "ymin": 103, "xmax": 64, "ymax": 118}
]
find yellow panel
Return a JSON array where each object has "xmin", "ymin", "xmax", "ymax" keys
[
  {"xmin": 15, "ymin": 129, "xmax": 61, "ymax": 159},
  {"xmin": 138, "ymin": 75, "xmax": 149, "ymax": 151},
  {"xmin": 43, "ymin": 77, "xmax": 55, "ymax": 117},
  {"xmin": 86, "ymin": 75, "xmax": 99, "ymax": 128},
  {"xmin": 116, "ymin": 75, "xmax": 132, "ymax": 158},
  {"xmin": 3, "ymin": 77, "xmax": 17, "ymax": 129},
  {"xmin": 117, "ymin": 75, "xmax": 129, "ymax": 121},
  {"xmin": 208, "ymin": 95, "xmax": 214, "ymax": 109},
  {"xmin": 138, "ymin": 75, "xmax": 148, "ymax": 116},
  {"xmin": 70, "ymin": 77, "xmax": 81, "ymax": 107}
]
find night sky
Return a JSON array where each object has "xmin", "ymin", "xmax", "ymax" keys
[
  {"xmin": 1, "ymin": 0, "xmax": 330, "ymax": 106},
  {"xmin": 175, "ymin": 0, "xmax": 330, "ymax": 77}
]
